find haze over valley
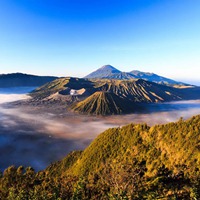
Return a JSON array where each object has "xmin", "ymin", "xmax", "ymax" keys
[{"xmin": 0, "ymin": 86, "xmax": 200, "ymax": 171}]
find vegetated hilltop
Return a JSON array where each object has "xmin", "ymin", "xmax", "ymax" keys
[
  {"xmin": 58, "ymin": 115, "xmax": 200, "ymax": 178},
  {"xmin": 85, "ymin": 65, "xmax": 191, "ymax": 87},
  {"xmin": 1, "ymin": 115, "xmax": 200, "ymax": 199},
  {"xmin": 0, "ymin": 73, "xmax": 58, "ymax": 87}
]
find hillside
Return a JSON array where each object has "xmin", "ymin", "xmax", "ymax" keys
[
  {"xmin": 95, "ymin": 79, "xmax": 183, "ymax": 102},
  {"xmin": 30, "ymin": 77, "xmax": 95, "ymax": 100},
  {"xmin": 71, "ymin": 91, "xmax": 135, "ymax": 115},
  {"xmin": 0, "ymin": 73, "xmax": 57, "ymax": 87},
  {"xmin": 29, "ymin": 77, "xmax": 200, "ymax": 115},
  {"xmin": 84, "ymin": 65, "xmax": 190, "ymax": 86},
  {"xmin": 1, "ymin": 115, "xmax": 200, "ymax": 199},
  {"xmin": 46, "ymin": 115, "xmax": 200, "ymax": 199},
  {"xmin": 65, "ymin": 115, "xmax": 200, "ymax": 177},
  {"xmin": 30, "ymin": 77, "xmax": 185, "ymax": 103}
]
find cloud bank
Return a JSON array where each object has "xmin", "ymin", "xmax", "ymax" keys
[{"xmin": 0, "ymin": 88, "xmax": 200, "ymax": 171}]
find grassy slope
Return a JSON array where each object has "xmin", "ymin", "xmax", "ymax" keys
[
  {"xmin": 54, "ymin": 115, "xmax": 200, "ymax": 177},
  {"xmin": 1, "ymin": 115, "xmax": 200, "ymax": 199},
  {"xmin": 45, "ymin": 151, "xmax": 82, "ymax": 177}
]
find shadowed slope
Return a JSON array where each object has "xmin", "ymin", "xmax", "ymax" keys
[
  {"xmin": 129, "ymin": 70, "xmax": 187, "ymax": 85},
  {"xmin": 84, "ymin": 65, "xmax": 190, "ymax": 86},
  {"xmin": 0, "ymin": 73, "xmax": 57, "ymax": 87}
]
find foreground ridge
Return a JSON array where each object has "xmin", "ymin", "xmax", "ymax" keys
[{"xmin": 1, "ymin": 115, "xmax": 200, "ymax": 199}]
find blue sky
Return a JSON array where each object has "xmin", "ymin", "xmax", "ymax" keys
[{"xmin": 0, "ymin": 0, "xmax": 200, "ymax": 85}]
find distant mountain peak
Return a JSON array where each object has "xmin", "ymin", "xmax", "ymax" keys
[
  {"xmin": 84, "ymin": 65, "xmax": 121, "ymax": 79},
  {"xmin": 100, "ymin": 65, "xmax": 117, "ymax": 70},
  {"xmin": 97, "ymin": 64, "xmax": 120, "ymax": 72},
  {"xmin": 84, "ymin": 65, "xmax": 190, "ymax": 86}
]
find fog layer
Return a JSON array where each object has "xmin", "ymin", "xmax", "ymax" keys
[{"xmin": 0, "ymin": 87, "xmax": 200, "ymax": 171}]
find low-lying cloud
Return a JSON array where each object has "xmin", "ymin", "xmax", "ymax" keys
[{"xmin": 0, "ymin": 87, "xmax": 200, "ymax": 171}]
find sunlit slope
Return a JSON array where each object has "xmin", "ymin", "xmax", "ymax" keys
[
  {"xmin": 1, "ymin": 115, "xmax": 200, "ymax": 199},
  {"xmin": 95, "ymin": 79, "xmax": 183, "ymax": 102},
  {"xmin": 71, "ymin": 91, "xmax": 135, "ymax": 115},
  {"xmin": 30, "ymin": 77, "xmax": 95, "ymax": 100},
  {"xmin": 30, "ymin": 77, "xmax": 200, "ymax": 115},
  {"xmin": 61, "ymin": 115, "xmax": 200, "ymax": 177},
  {"xmin": 31, "ymin": 77, "xmax": 184, "ymax": 103}
]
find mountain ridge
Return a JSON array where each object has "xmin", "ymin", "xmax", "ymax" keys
[
  {"xmin": 85, "ymin": 65, "xmax": 190, "ymax": 86},
  {"xmin": 0, "ymin": 72, "xmax": 58, "ymax": 87},
  {"xmin": 29, "ymin": 77, "xmax": 200, "ymax": 115},
  {"xmin": 39, "ymin": 115, "xmax": 200, "ymax": 199},
  {"xmin": 1, "ymin": 114, "xmax": 200, "ymax": 198}
]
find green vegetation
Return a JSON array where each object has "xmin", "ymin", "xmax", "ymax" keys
[{"xmin": 1, "ymin": 115, "xmax": 200, "ymax": 199}]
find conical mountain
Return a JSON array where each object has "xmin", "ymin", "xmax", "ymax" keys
[
  {"xmin": 84, "ymin": 65, "xmax": 121, "ymax": 78},
  {"xmin": 71, "ymin": 91, "xmax": 133, "ymax": 115}
]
